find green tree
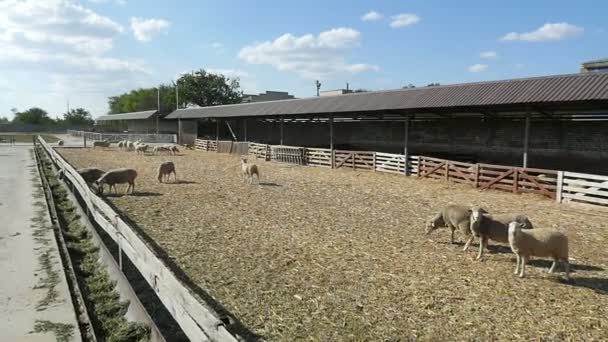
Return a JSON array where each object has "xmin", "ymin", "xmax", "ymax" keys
[
  {"xmin": 177, "ymin": 69, "xmax": 242, "ymax": 107},
  {"xmin": 108, "ymin": 84, "xmax": 176, "ymax": 114},
  {"xmin": 63, "ymin": 108, "xmax": 94, "ymax": 126},
  {"xmin": 12, "ymin": 107, "xmax": 55, "ymax": 125},
  {"xmin": 0, "ymin": 116, "xmax": 9, "ymax": 123}
]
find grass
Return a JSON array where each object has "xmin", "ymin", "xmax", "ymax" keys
[
  {"xmin": 1, "ymin": 133, "xmax": 60, "ymax": 143},
  {"xmin": 33, "ymin": 320, "xmax": 74, "ymax": 342},
  {"xmin": 37, "ymin": 146, "xmax": 150, "ymax": 342},
  {"xmin": 59, "ymin": 147, "xmax": 608, "ymax": 341}
]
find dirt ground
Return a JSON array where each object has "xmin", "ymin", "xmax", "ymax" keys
[{"xmin": 58, "ymin": 147, "xmax": 608, "ymax": 341}]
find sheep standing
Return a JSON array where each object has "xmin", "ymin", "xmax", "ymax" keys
[
  {"xmin": 157, "ymin": 161, "xmax": 177, "ymax": 183},
  {"xmin": 77, "ymin": 167, "xmax": 106, "ymax": 185},
  {"xmin": 241, "ymin": 158, "xmax": 259, "ymax": 184},
  {"xmin": 117, "ymin": 140, "xmax": 125, "ymax": 149},
  {"xmin": 508, "ymin": 222, "xmax": 570, "ymax": 279},
  {"xmin": 126, "ymin": 141, "xmax": 136, "ymax": 152},
  {"xmin": 95, "ymin": 168, "xmax": 138, "ymax": 195},
  {"xmin": 135, "ymin": 144, "xmax": 149, "ymax": 155},
  {"xmin": 426, "ymin": 204, "xmax": 477, "ymax": 247},
  {"xmin": 469, "ymin": 207, "xmax": 534, "ymax": 260},
  {"xmin": 153, "ymin": 145, "xmax": 171, "ymax": 155},
  {"xmin": 169, "ymin": 145, "xmax": 180, "ymax": 155}
]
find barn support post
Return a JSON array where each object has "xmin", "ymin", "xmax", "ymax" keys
[
  {"xmin": 177, "ymin": 118, "xmax": 182, "ymax": 144},
  {"xmin": 215, "ymin": 118, "xmax": 220, "ymax": 145},
  {"xmin": 329, "ymin": 115, "xmax": 335, "ymax": 169},
  {"xmin": 523, "ymin": 111, "xmax": 531, "ymax": 168},
  {"xmin": 280, "ymin": 116, "xmax": 284, "ymax": 145},
  {"xmin": 404, "ymin": 117, "xmax": 410, "ymax": 176},
  {"xmin": 244, "ymin": 119, "xmax": 248, "ymax": 142}
]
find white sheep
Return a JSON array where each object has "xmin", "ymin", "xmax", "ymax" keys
[
  {"xmin": 469, "ymin": 207, "xmax": 534, "ymax": 260},
  {"xmin": 153, "ymin": 145, "xmax": 171, "ymax": 155},
  {"xmin": 126, "ymin": 141, "xmax": 136, "ymax": 152},
  {"xmin": 508, "ymin": 222, "xmax": 570, "ymax": 280},
  {"xmin": 95, "ymin": 168, "xmax": 137, "ymax": 194},
  {"xmin": 135, "ymin": 144, "xmax": 149, "ymax": 155},
  {"xmin": 117, "ymin": 140, "xmax": 125, "ymax": 149},
  {"xmin": 426, "ymin": 204, "xmax": 478, "ymax": 247},
  {"xmin": 157, "ymin": 161, "xmax": 177, "ymax": 183},
  {"xmin": 241, "ymin": 158, "xmax": 259, "ymax": 184}
]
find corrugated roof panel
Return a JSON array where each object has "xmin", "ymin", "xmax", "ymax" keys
[
  {"xmin": 96, "ymin": 110, "xmax": 157, "ymax": 121},
  {"xmin": 165, "ymin": 73, "xmax": 608, "ymax": 119}
]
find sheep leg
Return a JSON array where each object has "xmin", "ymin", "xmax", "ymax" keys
[
  {"xmin": 476, "ymin": 237, "xmax": 487, "ymax": 260},
  {"xmin": 514, "ymin": 254, "xmax": 521, "ymax": 275},
  {"xmin": 519, "ymin": 256, "xmax": 528, "ymax": 278},
  {"xmin": 450, "ymin": 226, "xmax": 455, "ymax": 244},
  {"xmin": 173, "ymin": 171, "xmax": 177, "ymax": 183},
  {"xmin": 563, "ymin": 260, "xmax": 570, "ymax": 280},
  {"xmin": 463, "ymin": 236, "xmax": 474, "ymax": 251},
  {"xmin": 548, "ymin": 259, "xmax": 557, "ymax": 273}
]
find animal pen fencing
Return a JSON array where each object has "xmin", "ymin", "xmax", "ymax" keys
[
  {"xmin": 194, "ymin": 139, "xmax": 608, "ymax": 208},
  {"xmin": 68, "ymin": 130, "xmax": 177, "ymax": 143},
  {"xmin": 37, "ymin": 136, "xmax": 239, "ymax": 342}
]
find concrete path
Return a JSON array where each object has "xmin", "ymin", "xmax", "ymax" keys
[{"xmin": 0, "ymin": 145, "xmax": 80, "ymax": 341}]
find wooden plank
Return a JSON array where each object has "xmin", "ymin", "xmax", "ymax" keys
[
  {"xmin": 334, "ymin": 152, "xmax": 353, "ymax": 168},
  {"xmin": 556, "ymin": 171, "xmax": 564, "ymax": 203},
  {"xmin": 420, "ymin": 160, "xmax": 446, "ymax": 178},
  {"xmin": 479, "ymin": 169, "xmax": 514, "ymax": 190},
  {"xmin": 563, "ymin": 185, "xmax": 608, "ymax": 196},
  {"xmin": 562, "ymin": 192, "xmax": 608, "ymax": 205},
  {"xmin": 563, "ymin": 178, "xmax": 608, "ymax": 189},
  {"xmin": 564, "ymin": 171, "xmax": 608, "ymax": 181},
  {"xmin": 518, "ymin": 171, "xmax": 555, "ymax": 197}
]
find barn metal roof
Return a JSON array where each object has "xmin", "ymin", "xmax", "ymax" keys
[
  {"xmin": 96, "ymin": 110, "xmax": 157, "ymax": 121},
  {"xmin": 165, "ymin": 73, "xmax": 608, "ymax": 119}
]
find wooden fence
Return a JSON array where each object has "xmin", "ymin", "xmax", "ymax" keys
[
  {"xmin": 68, "ymin": 130, "xmax": 176, "ymax": 143},
  {"xmin": 560, "ymin": 171, "xmax": 608, "ymax": 206},
  {"xmin": 192, "ymin": 139, "xmax": 608, "ymax": 206},
  {"xmin": 37, "ymin": 136, "xmax": 238, "ymax": 342}
]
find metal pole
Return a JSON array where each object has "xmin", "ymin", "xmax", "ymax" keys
[
  {"xmin": 156, "ymin": 86, "xmax": 160, "ymax": 134},
  {"xmin": 404, "ymin": 117, "xmax": 410, "ymax": 175},
  {"xmin": 177, "ymin": 118, "xmax": 182, "ymax": 144},
  {"xmin": 244, "ymin": 119, "xmax": 248, "ymax": 142},
  {"xmin": 175, "ymin": 82, "xmax": 179, "ymax": 110},
  {"xmin": 329, "ymin": 115, "xmax": 334, "ymax": 150},
  {"xmin": 215, "ymin": 119, "xmax": 220, "ymax": 144},
  {"xmin": 280, "ymin": 116, "xmax": 284, "ymax": 145},
  {"xmin": 523, "ymin": 112, "xmax": 530, "ymax": 168}
]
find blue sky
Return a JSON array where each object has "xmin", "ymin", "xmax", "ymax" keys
[{"xmin": 0, "ymin": 0, "xmax": 606, "ymax": 119}]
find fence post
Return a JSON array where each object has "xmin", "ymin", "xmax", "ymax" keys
[
  {"xmin": 513, "ymin": 168, "xmax": 519, "ymax": 193},
  {"xmin": 83, "ymin": 135, "xmax": 87, "ymax": 148},
  {"xmin": 556, "ymin": 171, "xmax": 564, "ymax": 203},
  {"xmin": 352, "ymin": 152, "xmax": 356, "ymax": 170},
  {"xmin": 372, "ymin": 152, "xmax": 376, "ymax": 172},
  {"xmin": 445, "ymin": 160, "xmax": 449, "ymax": 182},
  {"xmin": 418, "ymin": 157, "xmax": 423, "ymax": 177},
  {"xmin": 474, "ymin": 164, "xmax": 480, "ymax": 188},
  {"xmin": 331, "ymin": 149, "xmax": 335, "ymax": 169}
]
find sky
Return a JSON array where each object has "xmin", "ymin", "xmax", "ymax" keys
[{"xmin": 0, "ymin": 0, "xmax": 606, "ymax": 119}]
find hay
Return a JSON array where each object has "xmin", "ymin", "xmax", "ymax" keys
[{"xmin": 59, "ymin": 147, "xmax": 608, "ymax": 341}]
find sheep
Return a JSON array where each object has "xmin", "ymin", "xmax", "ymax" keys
[
  {"xmin": 93, "ymin": 139, "xmax": 110, "ymax": 149},
  {"xmin": 117, "ymin": 140, "xmax": 125, "ymax": 149},
  {"xmin": 469, "ymin": 207, "xmax": 534, "ymax": 260},
  {"xmin": 241, "ymin": 157, "xmax": 259, "ymax": 184},
  {"xmin": 508, "ymin": 222, "xmax": 570, "ymax": 280},
  {"xmin": 153, "ymin": 145, "xmax": 171, "ymax": 155},
  {"xmin": 57, "ymin": 140, "xmax": 64, "ymax": 146},
  {"xmin": 135, "ymin": 144, "xmax": 149, "ymax": 155},
  {"xmin": 183, "ymin": 144, "xmax": 195, "ymax": 150},
  {"xmin": 169, "ymin": 145, "xmax": 180, "ymax": 155},
  {"xmin": 126, "ymin": 141, "xmax": 136, "ymax": 151},
  {"xmin": 77, "ymin": 167, "xmax": 106, "ymax": 185},
  {"xmin": 426, "ymin": 204, "xmax": 477, "ymax": 247},
  {"xmin": 95, "ymin": 168, "xmax": 137, "ymax": 195},
  {"xmin": 157, "ymin": 161, "xmax": 177, "ymax": 183}
]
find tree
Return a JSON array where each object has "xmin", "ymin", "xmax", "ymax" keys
[
  {"xmin": 177, "ymin": 69, "xmax": 242, "ymax": 107},
  {"xmin": 12, "ymin": 107, "xmax": 54, "ymax": 125},
  {"xmin": 426, "ymin": 83, "xmax": 441, "ymax": 87},
  {"xmin": 403, "ymin": 83, "xmax": 416, "ymax": 89},
  {"xmin": 0, "ymin": 116, "xmax": 9, "ymax": 123},
  {"xmin": 63, "ymin": 108, "xmax": 94, "ymax": 126},
  {"xmin": 108, "ymin": 84, "xmax": 176, "ymax": 114}
]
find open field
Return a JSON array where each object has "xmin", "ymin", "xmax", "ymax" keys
[
  {"xmin": 0, "ymin": 133, "xmax": 60, "ymax": 143},
  {"xmin": 58, "ymin": 147, "xmax": 608, "ymax": 341}
]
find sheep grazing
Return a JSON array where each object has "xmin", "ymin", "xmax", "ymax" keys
[
  {"xmin": 426, "ymin": 204, "xmax": 476, "ymax": 247},
  {"xmin": 93, "ymin": 139, "xmax": 110, "ymax": 149},
  {"xmin": 57, "ymin": 140, "xmax": 64, "ymax": 146},
  {"xmin": 153, "ymin": 145, "xmax": 171, "ymax": 155},
  {"xmin": 508, "ymin": 222, "xmax": 570, "ymax": 280},
  {"xmin": 77, "ymin": 167, "xmax": 106, "ymax": 185},
  {"xmin": 157, "ymin": 161, "xmax": 177, "ymax": 183},
  {"xmin": 95, "ymin": 168, "xmax": 137, "ymax": 195},
  {"xmin": 135, "ymin": 144, "xmax": 149, "ymax": 155},
  {"xmin": 469, "ymin": 207, "xmax": 534, "ymax": 260},
  {"xmin": 169, "ymin": 145, "xmax": 180, "ymax": 155},
  {"xmin": 241, "ymin": 158, "xmax": 259, "ymax": 184}
]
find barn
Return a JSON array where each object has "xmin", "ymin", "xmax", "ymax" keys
[
  {"xmin": 95, "ymin": 110, "xmax": 178, "ymax": 134},
  {"xmin": 168, "ymin": 72, "xmax": 608, "ymax": 174}
]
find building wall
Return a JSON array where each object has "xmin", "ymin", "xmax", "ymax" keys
[
  {"xmin": 203, "ymin": 118, "xmax": 608, "ymax": 175},
  {"xmin": 126, "ymin": 119, "xmax": 178, "ymax": 134}
]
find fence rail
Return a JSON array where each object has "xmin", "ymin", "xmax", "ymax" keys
[
  {"xmin": 192, "ymin": 139, "xmax": 608, "ymax": 206},
  {"xmin": 37, "ymin": 136, "xmax": 238, "ymax": 342},
  {"xmin": 68, "ymin": 130, "xmax": 176, "ymax": 143}
]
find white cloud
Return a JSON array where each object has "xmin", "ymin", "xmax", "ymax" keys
[
  {"xmin": 501, "ymin": 22, "xmax": 583, "ymax": 42},
  {"xmin": 207, "ymin": 69, "xmax": 249, "ymax": 78},
  {"xmin": 361, "ymin": 11, "xmax": 383, "ymax": 22},
  {"xmin": 211, "ymin": 42, "xmax": 223, "ymax": 49},
  {"xmin": 130, "ymin": 17, "xmax": 170, "ymax": 42},
  {"xmin": 238, "ymin": 27, "xmax": 378, "ymax": 79},
  {"xmin": 88, "ymin": 0, "xmax": 126, "ymax": 5},
  {"xmin": 480, "ymin": 51, "xmax": 497, "ymax": 58},
  {"xmin": 390, "ymin": 13, "xmax": 420, "ymax": 28},
  {"xmin": 468, "ymin": 63, "xmax": 488, "ymax": 73}
]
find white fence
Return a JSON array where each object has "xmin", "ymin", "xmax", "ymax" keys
[
  {"xmin": 559, "ymin": 171, "xmax": 608, "ymax": 207},
  {"xmin": 37, "ymin": 136, "xmax": 238, "ymax": 342},
  {"xmin": 68, "ymin": 130, "xmax": 176, "ymax": 143}
]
